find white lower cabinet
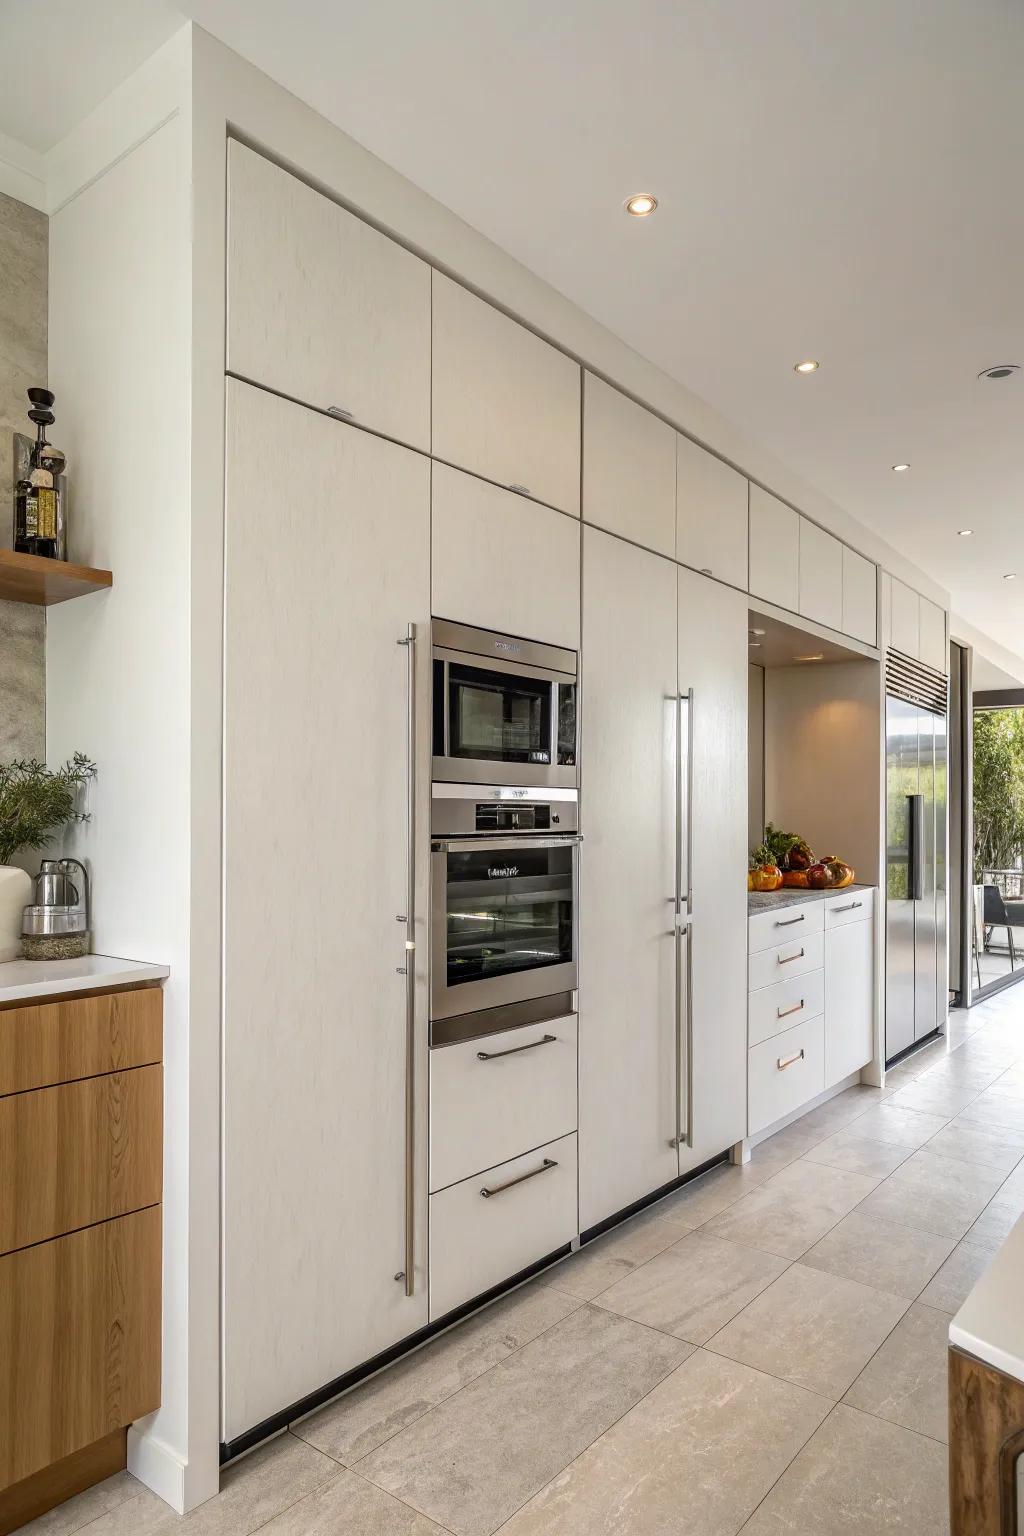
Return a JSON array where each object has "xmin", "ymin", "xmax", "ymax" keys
[
  {"xmin": 748, "ymin": 1017, "xmax": 825, "ymax": 1136},
  {"xmin": 748, "ymin": 970, "xmax": 825, "ymax": 1048},
  {"xmin": 429, "ymin": 1016, "xmax": 578, "ymax": 1193},
  {"xmin": 429, "ymin": 1134, "xmax": 578, "ymax": 1320},
  {"xmin": 824, "ymin": 906, "xmax": 875, "ymax": 1087}
]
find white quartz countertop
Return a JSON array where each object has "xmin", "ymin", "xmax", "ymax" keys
[
  {"xmin": 949, "ymin": 1211, "xmax": 1024, "ymax": 1382},
  {"xmin": 0, "ymin": 953, "xmax": 169, "ymax": 1004}
]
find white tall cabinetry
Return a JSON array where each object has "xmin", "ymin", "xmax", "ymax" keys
[{"xmin": 221, "ymin": 381, "xmax": 431, "ymax": 1442}]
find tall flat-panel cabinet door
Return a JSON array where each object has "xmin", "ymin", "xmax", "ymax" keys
[
  {"xmin": 676, "ymin": 435, "xmax": 749, "ymax": 590},
  {"xmin": 222, "ymin": 380, "xmax": 431, "ymax": 1443},
  {"xmin": 582, "ymin": 373, "xmax": 676, "ymax": 557},
  {"xmin": 677, "ymin": 568, "xmax": 748, "ymax": 1173},
  {"xmin": 579, "ymin": 528, "xmax": 679, "ymax": 1230},
  {"xmin": 226, "ymin": 142, "xmax": 431, "ymax": 449}
]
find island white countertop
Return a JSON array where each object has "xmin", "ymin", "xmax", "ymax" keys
[
  {"xmin": 949, "ymin": 1210, "xmax": 1024, "ymax": 1382},
  {"xmin": 0, "ymin": 953, "xmax": 169, "ymax": 1004}
]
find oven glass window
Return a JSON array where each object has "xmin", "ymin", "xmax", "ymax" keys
[
  {"xmin": 445, "ymin": 845, "xmax": 573, "ymax": 987},
  {"xmin": 447, "ymin": 663, "xmax": 551, "ymax": 764}
]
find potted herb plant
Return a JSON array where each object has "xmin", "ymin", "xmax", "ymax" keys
[{"xmin": 0, "ymin": 755, "xmax": 96, "ymax": 960}]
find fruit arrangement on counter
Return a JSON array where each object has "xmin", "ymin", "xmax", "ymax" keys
[{"xmin": 748, "ymin": 823, "xmax": 854, "ymax": 892}]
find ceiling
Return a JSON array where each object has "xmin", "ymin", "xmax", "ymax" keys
[{"xmin": 2, "ymin": 0, "xmax": 1021, "ymax": 661}]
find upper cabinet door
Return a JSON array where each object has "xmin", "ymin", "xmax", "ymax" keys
[
  {"xmin": 798, "ymin": 519, "xmax": 843, "ymax": 628},
  {"xmin": 842, "ymin": 547, "xmax": 878, "ymax": 646},
  {"xmin": 919, "ymin": 598, "xmax": 947, "ymax": 674},
  {"xmin": 676, "ymin": 435, "xmax": 749, "ymax": 588},
  {"xmin": 749, "ymin": 486, "xmax": 799, "ymax": 612},
  {"xmin": 432, "ymin": 273, "xmax": 581, "ymax": 516},
  {"xmin": 582, "ymin": 374, "xmax": 675, "ymax": 556},
  {"xmin": 226, "ymin": 142, "xmax": 431, "ymax": 451},
  {"xmin": 890, "ymin": 578, "xmax": 921, "ymax": 659}
]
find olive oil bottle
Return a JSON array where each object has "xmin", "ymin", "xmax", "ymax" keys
[{"xmin": 13, "ymin": 388, "xmax": 66, "ymax": 560}]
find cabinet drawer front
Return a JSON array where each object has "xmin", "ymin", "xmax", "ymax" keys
[
  {"xmin": 748, "ymin": 932, "xmax": 824, "ymax": 992},
  {"xmin": 429, "ymin": 1133, "xmax": 577, "ymax": 1321},
  {"xmin": 748, "ymin": 971, "xmax": 824, "ymax": 1048},
  {"xmin": 748, "ymin": 1018, "xmax": 825, "ymax": 1137},
  {"xmin": 0, "ymin": 987, "xmax": 162, "ymax": 1097},
  {"xmin": 0, "ymin": 1207, "xmax": 161, "ymax": 1489},
  {"xmin": 824, "ymin": 889, "xmax": 875, "ymax": 930},
  {"xmin": 748, "ymin": 901, "xmax": 823, "ymax": 955},
  {"xmin": 430, "ymin": 1017, "xmax": 577, "ymax": 1193},
  {"xmin": 0, "ymin": 1066, "xmax": 162, "ymax": 1255}
]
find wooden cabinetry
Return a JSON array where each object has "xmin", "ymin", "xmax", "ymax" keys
[
  {"xmin": 432, "ymin": 273, "xmax": 581, "ymax": 515},
  {"xmin": 842, "ymin": 547, "xmax": 878, "ymax": 645},
  {"xmin": 798, "ymin": 520, "xmax": 843, "ymax": 628},
  {"xmin": 0, "ymin": 985, "xmax": 162, "ymax": 1521},
  {"xmin": 749, "ymin": 486, "xmax": 799, "ymax": 611},
  {"xmin": 920, "ymin": 597, "xmax": 947, "ymax": 674},
  {"xmin": 222, "ymin": 379, "xmax": 431, "ymax": 1445},
  {"xmin": 226, "ymin": 142, "xmax": 431, "ymax": 450},
  {"xmin": 582, "ymin": 374, "xmax": 676, "ymax": 556},
  {"xmin": 676, "ymin": 435, "xmax": 748, "ymax": 588}
]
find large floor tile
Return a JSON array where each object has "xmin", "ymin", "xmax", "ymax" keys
[
  {"xmin": 294, "ymin": 1281, "xmax": 577, "ymax": 1463},
  {"xmin": 801, "ymin": 1131, "xmax": 914, "ymax": 1179},
  {"xmin": 496, "ymin": 1350, "xmax": 830, "ymax": 1536},
  {"xmin": 706, "ymin": 1262, "xmax": 907, "ymax": 1401},
  {"xmin": 923, "ymin": 1115, "xmax": 1024, "ymax": 1173},
  {"xmin": 71, "ymin": 1434, "xmax": 338, "ymax": 1535},
  {"xmin": 800, "ymin": 1210, "xmax": 956, "ymax": 1299},
  {"xmin": 966, "ymin": 1183, "xmax": 1024, "ymax": 1246},
  {"xmin": 855, "ymin": 1151, "xmax": 1005, "ymax": 1240},
  {"xmin": 540, "ymin": 1209, "xmax": 691, "ymax": 1301},
  {"xmin": 18, "ymin": 1473, "xmax": 139, "ymax": 1535},
  {"xmin": 788, "ymin": 1085, "xmax": 885, "ymax": 1138},
  {"xmin": 960, "ymin": 1086, "xmax": 1024, "ymax": 1133},
  {"xmin": 702, "ymin": 1158, "xmax": 878, "ymax": 1260},
  {"xmin": 886, "ymin": 1079, "xmax": 981, "ymax": 1118},
  {"xmin": 842, "ymin": 1104, "xmax": 949, "ymax": 1149},
  {"xmin": 739, "ymin": 1404, "xmax": 949, "ymax": 1534},
  {"xmin": 356, "ymin": 1304, "xmax": 691, "ymax": 1536},
  {"xmin": 843, "ymin": 1302, "xmax": 950, "ymax": 1442},
  {"xmin": 919, "ymin": 1236, "xmax": 999, "ymax": 1313},
  {"xmin": 258, "ymin": 1467, "xmax": 447, "ymax": 1533},
  {"xmin": 654, "ymin": 1162, "xmax": 763, "ymax": 1227},
  {"xmin": 593, "ymin": 1230, "xmax": 789, "ymax": 1343}
]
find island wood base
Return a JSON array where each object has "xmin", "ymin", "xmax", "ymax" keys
[
  {"xmin": 0, "ymin": 1430, "xmax": 126, "ymax": 1536},
  {"xmin": 949, "ymin": 1344, "xmax": 1024, "ymax": 1534}
]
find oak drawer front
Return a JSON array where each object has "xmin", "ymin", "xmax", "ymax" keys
[
  {"xmin": 824, "ymin": 889, "xmax": 875, "ymax": 930},
  {"xmin": 0, "ymin": 988, "xmax": 162, "ymax": 1097},
  {"xmin": 748, "ymin": 1017, "xmax": 825, "ymax": 1137},
  {"xmin": 0, "ymin": 1206, "xmax": 161, "ymax": 1489},
  {"xmin": 748, "ymin": 902, "xmax": 823, "ymax": 955},
  {"xmin": 430, "ymin": 1017, "xmax": 577, "ymax": 1193},
  {"xmin": 748, "ymin": 971, "xmax": 824, "ymax": 1049},
  {"xmin": 748, "ymin": 932, "xmax": 824, "ymax": 992},
  {"xmin": 0, "ymin": 1066, "xmax": 162, "ymax": 1256},
  {"xmin": 429, "ymin": 1133, "xmax": 577, "ymax": 1321}
]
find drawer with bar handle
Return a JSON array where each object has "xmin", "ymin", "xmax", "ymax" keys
[
  {"xmin": 748, "ymin": 970, "xmax": 824, "ymax": 1049},
  {"xmin": 748, "ymin": 931, "xmax": 824, "ymax": 992},
  {"xmin": 429, "ymin": 1013, "xmax": 577, "ymax": 1192},
  {"xmin": 824, "ymin": 888, "xmax": 875, "ymax": 930},
  {"xmin": 748, "ymin": 900, "xmax": 824, "ymax": 956},
  {"xmin": 428, "ymin": 1132, "xmax": 578, "ymax": 1321},
  {"xmin": 748, "ymin": 1016, "xmax": 825, "ymax": 1137}
]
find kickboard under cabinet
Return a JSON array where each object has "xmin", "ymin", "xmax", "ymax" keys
[{"xmin": 429, "ymin": 1133, "xmax": 578, "ymax": 1322}]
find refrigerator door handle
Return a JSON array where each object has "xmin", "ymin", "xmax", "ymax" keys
[{"xmin": 908, "ymin": 793, "xmax": 924, "ymax": 902}]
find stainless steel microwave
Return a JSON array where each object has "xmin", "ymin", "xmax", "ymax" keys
[{"xmin": 432, "ymin": 619, "xmax": 578, "ymax": 789}]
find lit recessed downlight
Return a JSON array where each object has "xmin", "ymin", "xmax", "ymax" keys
[
  {"xmin": 892, "ymin": 463, "xmax": 910, "ymax": 473},
  {"xmin": 958, "ymin": 529, "xmax": 973, "ymax": 537},
  {"xmin": 624, "ymin": 193, "xmax": 657, "ymax": 217},
  {"xmin": 794, "ymin": 653, "xmax": 824, "ymax": 662},
  {"xmin": 794, "ymin": 360, "xmax": 819, "ymax": 374},
  {"xmin": 1004, "ymin": 573, "xmax": 1017, "ymax": 581}
]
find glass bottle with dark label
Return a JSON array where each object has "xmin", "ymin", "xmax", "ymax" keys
[{"xmin": 13, "ymin": 388, "xmax": 65, "ymax": 559}]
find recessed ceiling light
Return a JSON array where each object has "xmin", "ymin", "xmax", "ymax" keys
[
  {"xmin": 624, "ymin": 193, "xmax": 657, "ymax": 217},
  {"xmin": 793, "ymin": 653, "xmax": 825, "ymax": 662},
  {"xmin": 793, "ymin": 360, "xmax": 819, "ymax": 374},
  {"xmin": 892, "ymin": 463, "xmax": 910, "ymax": 473},
  {"xmin": 979, "ymin": 364, "xmax": 1021, "ymax": 380},
  {"xmin": 958, "ymin": 528, "xmax": 973, "ymax": 537},
  {"xmin": 1004, "ymin": 572, "xmax": 1017, "ymax": 581}
]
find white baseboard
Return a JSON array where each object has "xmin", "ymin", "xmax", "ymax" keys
[
  {"xmin": 748, "ymin": 1070, "xmax": 861, "ymax": 1149},
  {"xmin": 128, "ymin": 1423, "xmax": 210, "ymax": 1515}
]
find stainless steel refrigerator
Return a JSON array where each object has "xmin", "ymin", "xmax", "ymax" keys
[{"xmin": 885, "ymin": 662, "xmax": 948, "ymax": 1063}]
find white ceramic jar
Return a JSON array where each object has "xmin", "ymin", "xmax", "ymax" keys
[{"xmin": 0, "ymin": 865, "xmax": 33, "ymax": 962}]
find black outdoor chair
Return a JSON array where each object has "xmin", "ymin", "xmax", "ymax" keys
[{"xmin": 983, "ymin": 883, "xmax": 1018, "ymax": 968}]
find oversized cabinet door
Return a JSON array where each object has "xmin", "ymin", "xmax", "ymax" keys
[
  {"xmin": 222, "ymin": 379, "xmax": 431, "ymax": 1444},
  {"xmin": 579, "ymin": 527, "xmax": 679, "ymax": 1230},
  {"xmin": 677, "ymin": 568, "xmax": 748, "ymax": 1173},
  {"xmin": 915, "ymin": 709, "xmax": 939, "ymax": 1041}
]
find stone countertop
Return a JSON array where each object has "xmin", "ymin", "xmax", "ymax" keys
[
  {"xmin": 747, "ymin": 882, "xmax": 875, "ymax": 914},
  {"xmin": 0, "ymin": 953, "xmax": 169, "ymax": 1005},
  {"xmin": 950, "ymin": 1212, "xmax": 1024, "ymax": 1384}
]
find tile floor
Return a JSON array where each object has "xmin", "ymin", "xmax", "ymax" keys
[{"xmin": 28, "ymin": 989, "xmax": 1024, "ymax": 1535}]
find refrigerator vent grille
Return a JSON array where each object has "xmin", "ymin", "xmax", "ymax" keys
[{"xmin": 885, "ymin": 649, "xmax": 947, "ymax": 713}]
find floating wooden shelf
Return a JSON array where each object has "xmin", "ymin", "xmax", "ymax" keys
[{"xmin": 0, "ymin": 549, "xmax": 113, "ymax": 607}]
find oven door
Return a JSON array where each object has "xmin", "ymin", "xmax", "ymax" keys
[
  {"xmin": 432, "ymin": 650, "xmax": 578, "ymax": 789},
  {"xmin": 431, "ymin": 836, "xmax": 579, "ymax": 1021}
]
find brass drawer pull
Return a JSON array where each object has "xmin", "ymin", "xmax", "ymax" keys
[
  {"xmin": 778, "ymin": 948, "xmax": 806, "ymax": 965},
  {"xmin": 777, "ymin": 999, "xmax": 805, "ymax": 1019},
  {"xmin": 477, "ymin": 1034, "xmax": 556, "ymax": 1061},
  {"xmin": 480, "ymin": 1158, "xmax": 558, "ymax": 1199},
  {"xmin": 775, "ymin": 914, "xmax": 806, "ymax": 927},
  {"xmin": 777, "ymin": 1048, "xmax": 805, "ymax": 1071},
  {"xmin": 831, "ymin": 901, "xmax": 864, "ymax": 913}
]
